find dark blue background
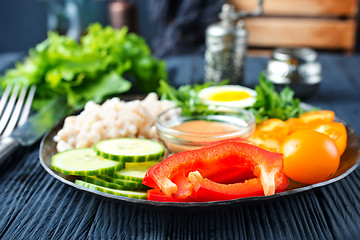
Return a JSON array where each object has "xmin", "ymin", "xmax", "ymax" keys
[
  {"xmin": 0, "ymin": 0, "xmax": 155, "ymax": 53},
  {"xmin": 1, "ymin": 0, "xmax": 359, "ymax": 55}
]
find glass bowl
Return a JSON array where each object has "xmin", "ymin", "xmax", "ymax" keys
[{"xmin": 155, "ymin": 106, "xmax": 256, "ymax": 153}]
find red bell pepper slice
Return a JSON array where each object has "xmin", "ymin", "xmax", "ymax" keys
[
  {"xmin": 188, "ymin": 171, "xmax": 264, "ymax": 201},
  {"xmin": 188, "ymin": 170, "xmax": 289, "ymax": 201},
  {"xmin": 147, "ymin": 189, "xmax": 194, "ymax": 202},
  {"xmin": 171, "ymin": 173, "xmax": 194, "ymax": 198},
  {"xmin": 142, "ymin": 137, "xmax": 250, "ymax": 188},
  {"xmin": 143, "ymin": 141, "xmax": 288, "ymax": 198},
  {"xmin": 201, "ymin": 137, "xmax": 250, "ymax": 148},
  {"xmin": 144, "ymin": 171, "xmax": 195, "ymax": 199},
  {"xmin": 205, "ymin": 166, "xmax": 254, "ymax": 184},
  {"xmin": 198, "ymin": 137, "xmax": 255, "ymax": 184}
]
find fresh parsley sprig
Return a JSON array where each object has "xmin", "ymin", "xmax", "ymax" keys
[
  {"xmin": 247, "ymin": 73, "xmax": 305, "ymax": 123},
  {"xmin": 157, "ymin": 74, "xmax": 305, "ymax": 123}
]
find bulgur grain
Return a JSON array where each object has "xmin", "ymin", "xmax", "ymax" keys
[{"xmin": 54, "ymin": 93, "xmax": 175, "ymax": 152}]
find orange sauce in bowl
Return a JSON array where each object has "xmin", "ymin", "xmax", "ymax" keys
[
  {"xmin": 172, "ymin": 120, "xmax": 240, "ymax": 133},
  {"xmin": 166, "ymin": 120, "xmax": 244, "ymax": 153},
  {"xmin": 156, "ymin": 107, "xmax": 256, "ymax": 154}
]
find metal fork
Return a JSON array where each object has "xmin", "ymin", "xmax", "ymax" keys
[{"xmin": 0, "ymin": 84, "xmax": 36, "ymax": 137}]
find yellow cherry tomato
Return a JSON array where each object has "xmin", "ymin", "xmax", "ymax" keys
[
  {"xmin": 286, "ymin": 110, "xmax": 335, "ymax": 133},
  {"xmin": 280, "ymin": 130, "xmax": 340, "ymax": 184},
  {"xmin": 255, "ymin": 118, "xmax": 290, "ymax": 139},
  {"xmin": 299, "ymin": 110, "xmax": 335, "ymax": 124},
  {"xmin": 311, "ymin": 122, "xmax": 347, "ymax": 156},
  {"xmin": 249, "ymin": 119, "xmax": 290, "ymax": 152}
]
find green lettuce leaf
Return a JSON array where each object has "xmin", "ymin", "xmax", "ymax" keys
[{"xmin": 0, "ymin": 23, "xmax": 167, "ymax": 111}]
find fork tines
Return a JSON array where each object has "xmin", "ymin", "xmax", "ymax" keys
[{"xmin": 0, "ymin": 84, "xmax": 36, "ymax": 137}]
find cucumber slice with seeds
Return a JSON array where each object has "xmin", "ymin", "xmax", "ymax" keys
[
  {"xmin": 114, "ymin": 169, "xmax": 148, "ymax": 182},
  {"xmin": 125, "ymin": 161, "xmax": 160, "ymax": 170},
  {"xmin": 51, "ymin": 148, "xmax": 124, "ymax": 176},
  {"xmin": 75, "ymin": 180, "xmax": 147, "ymax": 199},
  {"xmin": 113, "ymin": 160, "xmax": 159, "ymax": 182},
  {"xmin": 83, "ymin": 176, "xmax": 149, "ymax": 191},
  {"xmin": 97, "ymin": 175, "xmax": 149, "ymax": 190},
  {"xmin": 94, "ymin": 138, "xmax": 165, "ymax": 162}
]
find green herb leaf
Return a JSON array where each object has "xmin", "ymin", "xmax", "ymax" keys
[{"xmin": 247, "ymin": 73, "xmax": 305, "ymax": 123}]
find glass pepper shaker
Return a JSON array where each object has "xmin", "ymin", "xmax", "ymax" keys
[{"xmin": 204, "ymin": 1, "xmax": 263, "ymax": 86}]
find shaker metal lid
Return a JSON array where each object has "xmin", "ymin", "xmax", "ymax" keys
[
  {"xmin": 206, "ymin": 4, "xmax": 247, "ymax": 38},
  {"xmin": 271, "ymin": 47, "xmax": 318, "ymax": 63},
  {"xmin": 219, "ymin": 4, "xmax": 237, "ymax": 22}
]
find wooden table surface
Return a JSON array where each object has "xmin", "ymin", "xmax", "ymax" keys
[{"xmin": 1, "ymin": 52, "xmax": 360, "ymax": 240}]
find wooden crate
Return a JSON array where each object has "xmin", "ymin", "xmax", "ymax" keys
[{"xmin": 227, "ymin": 0, "xmax": 358, "ymax": 53}]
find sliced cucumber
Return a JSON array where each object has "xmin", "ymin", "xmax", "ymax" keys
[
  {"xmin": 114, "ymin": 169, "xmax": 148, "ymax": 183},
  {"xmin": 82, "ymin": 176, "xmax": 126, "ymax": 190},
  {"xmin": 94, "ymin": 138, "xmax": 165, "ymax": 162},
  {"xmin": 75, "ymin": 180, "xmax": 147, "ymax": 199},
  {"xmin": 51, "ymin": 148, "xmax": 124, "ymax": 176},
  {"xmin": 112, "ymin": 160, "xmax": 159, "ymax": 182},
  {"xmin": 125, "ymin": 160, "xmax": 159, "ymax": 170},
  {"xmin": 83, "ymin": 176, "xmax": 149, "ymax": 191}
]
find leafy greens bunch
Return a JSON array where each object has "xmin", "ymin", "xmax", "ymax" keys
[
  {"xmin": 247, "ymin": 73, "xmax": 305, "ymax": 123},
  {"xmin": 157, "ymin": 74, "xmax": 304, "ymax": 123},
  {"xmin": 0, "ymin": 23, "xmax": 167, "ymax": 111}
]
